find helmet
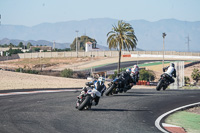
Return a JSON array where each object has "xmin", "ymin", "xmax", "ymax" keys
[
  {"xmin": 98, "ymin": 77, "xmax": 105, "ymax": 83},
  {"xmin": 170, "ymin": 63, "xmax": 175, "ymax": 67},
  {"xmin": 133, "ymin": 65, "xmax": 138, "ymax": 68},
  {"xmin": 126, "ymin": 68, "xmax": 131, "ymax": 74}
]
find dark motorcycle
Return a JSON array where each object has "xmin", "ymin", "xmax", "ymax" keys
[
  {"xmin": 156, "ymin": 73, "xmax": 171, "ymax": 91},
  {"xmin": 105, "ymin": 77, "xmax": 121, "ymax": 96},
  {"xmin": 105, "ymin": 73, "xmax": 133, "ymax": 96}
]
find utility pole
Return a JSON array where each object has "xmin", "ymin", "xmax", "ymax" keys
[
  {"xmin": 75, "ymin": 30, "xmax": 79, "ymax": 58},
  {"xmin": 53, "ymin": 41, "xmax": 56, "ymax": 50},
  {"xmin": 162, "ymin": 32, "xmax": 167, "ymax": 68},
  {"xmin": 186, "ymin": 35, "xmax": 191, "ymax": 52}
]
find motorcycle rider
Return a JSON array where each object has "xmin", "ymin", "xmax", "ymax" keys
[
  {"xmin": 131, "ymin": 65, "xmax": 139, "ymax": 83},
  {"xmin": 83, "ymin": 77, "xmax": 106, "ymax": 106},
  {"xmin": 162, "ymin": 63, "xmax": 176, "ymax": 84},
  {"xmin": 117, "ymin": 69, "xmax": 134, "ymax": 92}
]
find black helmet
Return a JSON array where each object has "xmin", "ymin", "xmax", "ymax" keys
[{"xmin": 170, "ymin": 63, "xmax": 175, "ymax": 67}]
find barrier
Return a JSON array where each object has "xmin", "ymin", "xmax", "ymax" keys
[
  {"xmin": 122, "ymin": 54, "xmax": 131, "ymax": 57},
  {"xmin": 170, "ymin": 61, "xmax": 185, "ymax": 89}
]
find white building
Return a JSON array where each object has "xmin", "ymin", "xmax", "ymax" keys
[{"xmin": 85, "ymin": 42, "xmax": 100, "ymax": 52}]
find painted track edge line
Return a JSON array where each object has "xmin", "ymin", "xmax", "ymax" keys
[
  {"xmin": 0, "ymin": 89, "xmax": 81, "ymax": 97},
  {"xmin": 155, "ymin": 102, "xmax": 200, "ymax": 133}
]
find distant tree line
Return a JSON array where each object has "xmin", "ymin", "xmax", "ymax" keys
[
  {"xmin": 1, "ymin": 35, "xmax": 97, "ymax": 56},
  {"xmin": 0, "ymin": 42, "xmax": 33, "ymax": 49}
]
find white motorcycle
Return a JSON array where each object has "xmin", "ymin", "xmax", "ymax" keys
[{"xmin": 76, "ymin": 86, "xmax": 101, "ymax": 110}]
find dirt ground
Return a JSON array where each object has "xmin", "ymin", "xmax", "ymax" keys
[
  {"xmin": 0, "ymin": 70, "xmax": 88, "ymax": 90},
  {"xmin": 0, "ymin": 56, "xmax": 194, "ymax": 71},
  {"xmin": 187, "ymin": 106, "xmax": 200, "ymax": 115},
  {"xmin": 0, "ymin": 57, "xmax": 199, "ymax": 90}
]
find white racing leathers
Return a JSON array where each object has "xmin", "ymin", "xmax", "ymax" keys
[
  {"xmin": 87, "ymin": 88, "xmax": 102, "ymax": 98},
  {"xmin": 163, "ymin": 65, "xmax": 176, "ymax": 83},
  {"xmin": 164, "ymin": 66, "xmax": 175, "ymax": 77}
]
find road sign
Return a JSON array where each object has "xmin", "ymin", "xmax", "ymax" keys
[{"xmin": 107, "ymin": 70, "xmax": 115, "ymax": 75}]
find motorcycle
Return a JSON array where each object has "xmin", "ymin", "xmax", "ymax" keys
[
  {"xmin": 156, "ymin": 73, "xmax": 171, "ymax": 91},
  {"xmin": 76, "ymin": 86, "xmax": 101, "ymax": 110},
  {"xmin": 105, "ymin": 73, "xmax": 134, "ymax": 96}
]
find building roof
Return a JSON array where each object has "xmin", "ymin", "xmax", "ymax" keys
[
  {"xmin": 86, "ymin": 42, "xmax": 92, "ymax": 45},
  {"xmin": 30, "ymin": 46, "xmax": 52, "ymax": 50}
]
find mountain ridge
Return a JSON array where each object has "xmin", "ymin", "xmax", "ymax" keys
[{"xmin": 0, "ymin": 18, "xmax": 199, "ymax": 51}]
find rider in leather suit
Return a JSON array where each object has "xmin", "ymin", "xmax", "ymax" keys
[
  {"xmin": 84, "ymin": 77, "xmax": 106, "ymax": 106},
  {"xmin": 163, "ymin": 63, "xmax": 176, "ymax": 84}
]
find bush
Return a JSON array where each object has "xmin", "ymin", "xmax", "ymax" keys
[
  {"xmin": 184, "ymin": 76, "xmax": 190, "ymax": 85},
  {"xmin": 108, "ymin": 68, "xmax": 126, "ymax": 79},
  {"xmin": 16, "ymin": 67, "xmax": 23, "ymax": 72},
  {"xmin": 61, "ymin": 68, "xmax": 73, "ymax": 78},
  {"xmin": 139, "ymin": 69, "xmax": 155, "ymax": 81},
  {"xmin": 15, "ymin": 67, "xmax": 39, "ymax": 74},
  {"xmin": 191, "ymin": 68, "xmax": 200, "ymax": 83},
  {"xmin": 108, "ymin": 74, "xmax": 116, "ymax": 79}
]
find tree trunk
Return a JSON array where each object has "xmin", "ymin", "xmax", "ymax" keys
[{"xmin": 117, "ymin": 49, "xmax": 121, "ymax": 74}]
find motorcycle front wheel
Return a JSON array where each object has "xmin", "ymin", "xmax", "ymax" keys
[
  {"xmin": 156, "ymin": 80, "xmax": 163, "ymax": 91},
  {"xmin": 78, "ymin": 95, "xmax": 91, "ymax": 110},
  {"xmin": 105, "ymin": 84, "xmax": 115, "ymax": 96}
]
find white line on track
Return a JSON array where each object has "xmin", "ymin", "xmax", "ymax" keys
[
  {"xmin": 0, "ymin": 89, "xmax": 81, "ymax": 97},
  {"xmin": 155, "ymin": 102, "xmax": 200, "ymax": 133}
]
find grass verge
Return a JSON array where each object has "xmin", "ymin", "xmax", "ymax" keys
[
  {"xmin": 181, "ymin": 86, "xmax": 200, "ymax": 89},
  {"xmin": 165, "ymin": 111, "xmax": 200, "ymax": 133}
]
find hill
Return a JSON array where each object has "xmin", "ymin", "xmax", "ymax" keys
[{"xmin": 0, "ymin": 18, "xmax": 199, "ymax": 51}]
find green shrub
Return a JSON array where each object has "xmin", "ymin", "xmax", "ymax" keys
[
  {"xmin": 139, "ymin": 69, "xmax": 155, "ymax": 81},
  {"xmin": 16, "ymin": 67, "xmax": 23, "ymax": 72},
  {"xmin": 15, "ymin": 67, "xmax": 39, "ymax": 74},
  {"xmin": 191, "ymin": 68, "xmax": 200, "ymax": 83},
  {"xmin": 108, "ymin": 68, "xmax": 127, "ymax": 79},
  {"xmin": 108, "ymin": 74, "xmax": 116, "ymax": 79},
  {"xmin": 184, "ymin": 76, "xmax": 190, "ymax": 85},
  {"xmin": 61, "ymin": 68, "xmax": 73, "ymax": 78}
]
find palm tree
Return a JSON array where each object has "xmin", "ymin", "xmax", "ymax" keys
[{"xmin": 107, "ymin": 20, "xmax": 137, "ymax": 73}]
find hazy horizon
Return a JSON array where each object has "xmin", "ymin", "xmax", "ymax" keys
[
  {"xmin": 0, "ymin": 0, "xmax": 200, "ymax": 26},
  {"xmin": 1, "ymin": 18, "xmax": 200, "ymax": 27}
]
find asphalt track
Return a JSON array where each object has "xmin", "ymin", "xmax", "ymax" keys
[
  {"xmin": 88, "ymin": 60, "xmax": 172, "ymax": 72},
  {"xmin": 0, "ymin": 89, "xmax": 200, "ymax": 133}
]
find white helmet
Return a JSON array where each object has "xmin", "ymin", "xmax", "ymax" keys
[
  {"xmin": 133, "ymin": 65, "xmax": 138, "ymax": 69},
  {"xmin": 98, "ymin": 77, "xmax": 105, "ymax": 83}
]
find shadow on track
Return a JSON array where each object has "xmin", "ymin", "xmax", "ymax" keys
[
  {"xmin": 126, "ymin": 91, "xmax": 156, "ymax": 94},
  {"xmin": 91, "ymin": 108, "xmax": 150, "ymax": 112},
  {"xmin": 112, "ymin": 94, "xmax": 152, "ymax": 97}
]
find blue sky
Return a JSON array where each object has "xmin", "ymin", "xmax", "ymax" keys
[{"xmin": 0, "ymin": 0, "xmax": 200, "ymax": 26}]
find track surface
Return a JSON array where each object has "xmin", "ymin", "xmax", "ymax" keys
[
  {"xmin": 0, "ymin": 89, "xmax": 200, "ymax": 133},
  {"xmin": 90, "ymin": 60, "xmax": 172, "ymax": 72}
]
